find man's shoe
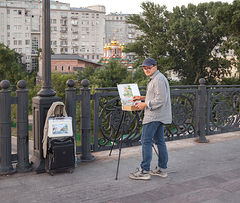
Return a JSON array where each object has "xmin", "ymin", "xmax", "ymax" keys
[
  {"xmin": 128, "ymin": 168, "xmax": 151, "ymax": 180},
  {"xmin": 149, "ymin": 166, "xmax": 168, "ymax": 178}
]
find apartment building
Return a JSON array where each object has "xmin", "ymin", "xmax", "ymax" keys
[
  {"xmin": 105, "ymin": 12, "xmax": 142, "ymax": 61},
  {"xmin": 0, "ymin": 0, "xmax": 106, "ymax": 70},
  {"xmin": 0, "ymin": 0, "xmax": 41, "ymax": 70}
]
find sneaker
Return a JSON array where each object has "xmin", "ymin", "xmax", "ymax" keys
[
  {"xmin": 149, "ymin": 166, "xmax": 168, "ymax": 178},
  {"xmin": 128, "ymin": 168, "xmax": 151, "ymax": 180}
]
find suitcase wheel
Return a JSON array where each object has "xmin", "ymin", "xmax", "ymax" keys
[{"xmin": 49, "ymin": 170, "xmax": 54, "ymax": 176}]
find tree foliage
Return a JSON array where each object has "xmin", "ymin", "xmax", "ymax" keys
[
  {"xmin": 0, "ymin": 43, "xmax": 26, "ymax": 85},
  {"xmin": 167, "ymin": 2, "xmax": 232, "ymax": 84},
  {"xmin": 76, "ymin": 66, "xmax": 96, "ymax": 85},
  {"xmin": 90, "ymin": 61, "xmax": 128, "ymax": 87},
  {"xmin": 126, "ymin": 2, "xmax": 170, "ymax": 73},
  {"xmin": 51, "ymin": 72, "xmax": 77, "ymax": 99},
  {"xmin": 216, "ymin": 0, "xmax": 240, "ymax": 71},
  {"xmin": 125, "ymin": 1, "xmax": 238, "ymax": 85}
]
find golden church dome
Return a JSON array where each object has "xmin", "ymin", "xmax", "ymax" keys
[{"xmin": 111, "ymin": 39, "xmax": 119, "ymax": 46}]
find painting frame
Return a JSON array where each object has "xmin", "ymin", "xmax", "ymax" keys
[{"xmin": 48, "ymin": 117, "xmax": 73, "ymax": 138}]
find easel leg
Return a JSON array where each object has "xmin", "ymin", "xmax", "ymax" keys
[
  {"xmin": 115, "ymin": 136, "xmax": 124, "ymax": 180},
  {"xmin": 152, "ymin": 143, "xmax": 159, "ymax": 157},
  {"xmin": 115, "ymin": 111, "xmax": 126, "ymax": 180},
  {"xmin": 109, "ymin": 111, "xmax": 125, "ymax": 156}
]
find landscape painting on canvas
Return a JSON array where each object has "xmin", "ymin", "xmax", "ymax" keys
[{"xmin": 117, "ymin": 83, "xmax": 140, "ymax": 106}]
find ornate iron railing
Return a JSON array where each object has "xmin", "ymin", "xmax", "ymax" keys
[
  {"xmin": 92, "ymin": 86, "xmax": 199, "ymax": 151},
  {"xmin": 207, "ymin": 85, "xmax": 240, "ymax": 134}
]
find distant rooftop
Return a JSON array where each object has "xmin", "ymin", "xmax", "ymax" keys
[{"xmin": 51, "ymin": 54, "xmax": 101, "ymax": 66}]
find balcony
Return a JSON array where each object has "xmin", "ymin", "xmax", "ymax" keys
[
  {"xmin": 60, "ymin": 28, "xmax": 68, "ymax": 33},
  {"xmin": 71, "ymin": 15, "xmax": 78, "ymax": 19},
  {"xmin": 60, "ymin": 36, "xmax": 67, "ymax": 40}
]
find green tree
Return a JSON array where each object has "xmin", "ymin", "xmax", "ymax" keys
[
  {"xmin": 24, "ymin": 71, "xmax": 40, "ymax": 113},
  {"xmin": 91, "ymin": 61, "xmax": 128, "ymax": 87},
  {"xmin": 76, "ymin": 66, "xmax": 96, "ymax": 86},
  {"xmin": 52, "ymin": 72, "xmax": 77, "ymax": 99},
  {"xmin": 126, "ymin": 1, "xmax": 234, "ymax": 85},
  {"xmin": 126, "ymin": 2, "xmax": 170, "ymax": 73},
  {"xmin": 167, "ymin": 2, "xmax": 232, "ymax": 84},
  {"xmin": 0, "ymin": 43, "xmax": 26, "ymax": 85},
  {"xmin": 216, "ymin": 0, "xmax": 240, "ymax": 72}
]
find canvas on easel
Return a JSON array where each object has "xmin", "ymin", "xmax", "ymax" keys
[{"xmin": 117, "ymin": 83, "xmax": 141, "ymax": 111}]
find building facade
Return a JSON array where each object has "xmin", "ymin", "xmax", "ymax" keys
[
  {"xmin": 0, "ymin": 0, "xmax": 41, "ymax": 71},
  {"xmin": 0, "ymin": 0, "xmax": 106, "ymax": 71},
  {"xmin": 0, "ymin": 0, "xmax": 142, "ymax": 71},
  {"xmin": 51, "ymin": 54, "xmax": 101, "ymax": 73}
]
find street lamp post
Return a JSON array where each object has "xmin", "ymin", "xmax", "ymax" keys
[{"xmin": 32, "ymin": 0, "xmax": 60, "ymax": 173}]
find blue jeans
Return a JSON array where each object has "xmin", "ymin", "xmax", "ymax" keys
[{"xmin": 140, "ymin": 121, "xmax": 168, "ymax": 171}]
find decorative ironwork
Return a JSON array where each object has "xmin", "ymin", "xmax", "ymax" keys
[
  {"xmin": 207, "ymin": 89, "xmax": 240, "ymax": 134},
  {"xmin": 96, "ymin": 95, "xmax": 142, "ymax": 150},
  {"xmin": 165, "ymin": 91, "xmax": 197, "ymax": 140}
]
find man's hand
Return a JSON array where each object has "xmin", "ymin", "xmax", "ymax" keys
[
  {"xmin": 135, "ymin": 102, "xmax": 147, "ymax": 110},
  {"xmin": 133, "ymin": 96, "xmax": 145, "ymax": 102}
]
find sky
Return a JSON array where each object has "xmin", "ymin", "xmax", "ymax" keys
[{"xmin": 59, "ymin": 0, "xmax": 233, "ymax": 14}]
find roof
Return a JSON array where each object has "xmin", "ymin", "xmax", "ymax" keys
[
  {"xmin": 51, "ymin": 54, "xmax": 101, "ymax": 66},
  {"xmin": 70, "ymin": 7, "xmax": 97, "ymax": 12}
]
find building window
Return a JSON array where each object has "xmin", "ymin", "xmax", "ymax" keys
[
  {"xmin": 55, "ymin": 66, "xmax": 57, "ymax": 71},
  {"xmin": 51, "ymin": 19, "xmax": 57, "ymax": 24},
  {"xmin": 68, "ymin": 66, "xmax": 70, "ymax": 71},
  {"xmin": 61, "ymin": 66, "xmax": 64, "ymax": 71},
  {"xmin": 32, "ymin": 37, "xmax": 39, "ymax": 54},
  {"xmin": 32, "ymin": 57, "xmax": 38, "ymax": 71}
]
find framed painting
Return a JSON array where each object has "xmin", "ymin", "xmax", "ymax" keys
[{"xmin": 48, "ymin": 117, "xmax": 73, "ymax": 138}]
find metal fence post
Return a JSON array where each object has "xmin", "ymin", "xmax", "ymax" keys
[
  {"xmin": 16, "ymin": 80, "xmax": 32, "ymax": 172},
  {"xmin": 197, "ymin": 78, "xmax": 209, "ymax": 143},
  {"xmin": 65, "ymin": 79, "xmax": 78, "ymax": 165},
  {"xmin": 80, "ymin": 79, "xmax": 95, "ymax": 161},
  {"xmin": 0, "ymin": 80, "xmax": 15, "ymax": 174},
  {"xmin": 65, "ymin": 79, "xmax": 76, "ymax": 142}
]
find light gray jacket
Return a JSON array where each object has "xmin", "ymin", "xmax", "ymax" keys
[{"xmin": 143, "ymin": 70, "xmax": 172, "ymax": 125}]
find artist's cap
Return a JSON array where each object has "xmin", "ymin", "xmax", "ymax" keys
[{"xmin": 141, "ymin": 58, "xmax": 157, "ymax": 67}]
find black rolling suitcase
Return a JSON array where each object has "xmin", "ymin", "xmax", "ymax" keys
[
  {"xmin": 46, "ymin": 117, "xmax": 75, "ymax": 175},
  {"xmin": 47, "ymin": 136, "xmax": 75, "ymax": 175}
]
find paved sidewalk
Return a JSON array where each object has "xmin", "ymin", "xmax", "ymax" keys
[{"xmin": 1, "ymin": 132, "xmax": 240, "ymax": 203}]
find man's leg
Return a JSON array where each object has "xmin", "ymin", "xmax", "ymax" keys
[
  {"xmin": 140, "ymin": 122, "xmax": 158, "ymax": 171},
  {"xmin": 153, "ymin": 122, "xmax": 168, "ymax": 169}
]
